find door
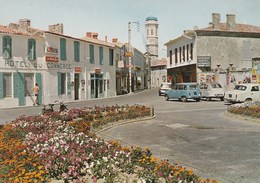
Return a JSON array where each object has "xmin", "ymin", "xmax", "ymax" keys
[
  {"xmin": 36, "ymin": 73, "xmax": 42, "ymax": 105},
  {"xmin": 74, "ymin": 74, "xmax": 79, "ymax": 100},
  {"xmin": 13, "ymin": 72, "xmax": 25, "ymax": 106},
  {"xmin": 95, "ymin": 75, "xmax": 99, "ymax": 98}
]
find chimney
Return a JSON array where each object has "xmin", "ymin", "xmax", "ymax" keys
[
  {"xmin": 86, "ymin": 32, "xmax": 92, "ymax": 37},
  {"xmin": 212, "ymin": 13, "xmax": 220, "ymax": 29},
  {"xmin": 92, "ymin": 33, "xmax": 98, "ymax": 39},
  {"xmin": 48, "ymin": 23, "xmax": 64, "ymax": 34},
  {"xmin": 86, "ymin": 32, "xmax": 98, "ymax": 39},
  {"xmin": 226, "ymin": 14, "xmax": 236, "ymax": 31},
  {"xmin": 8, "ymin": 23, "xmax": 19, "ymax": 30},
  {"xmin": 112, "ymin": 38, "xmax": 118, "ymax": 43},
  {"xmin": 18, "ymin": 19, "xmax": 31, "ymax": 33}
]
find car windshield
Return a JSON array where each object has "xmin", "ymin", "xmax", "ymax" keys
[
  {"xmin": 211, "ymin": 83, "xmax": 222, "ymax": 88},
  {"xmin": 234, "ymin": 85, "xmax": 247, "ymax": 91},
  {"xmin": 189, "ymin": 84, "xmax": 198, "ymax": 90}
]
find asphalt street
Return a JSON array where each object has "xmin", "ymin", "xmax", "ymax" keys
[{"xmin": 1, "ymin": 88, "xmax": 259, "ymax": 183}]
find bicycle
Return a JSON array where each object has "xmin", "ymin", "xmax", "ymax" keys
[{"xmin": 42, "ymin": 100, "xmax": 68, "ymax": 114}]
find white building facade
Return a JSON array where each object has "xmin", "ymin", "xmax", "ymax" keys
[
  {"xmin": 165, "ymin": 13, "xmax": 260, "ymax": 90},
  {"xmin": 0, "ymin": 20, "xmax": 116, "ymax": 108}
]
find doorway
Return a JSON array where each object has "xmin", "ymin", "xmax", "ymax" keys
[{"xmin": 74, "ymin": 74, "xmax": 79, "ymax": 100}]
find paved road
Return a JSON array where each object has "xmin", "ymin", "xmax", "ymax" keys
[{"xmin": 1, "ymin": 88, "xmax": 259, "ymax": 183}]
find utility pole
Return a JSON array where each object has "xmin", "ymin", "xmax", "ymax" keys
[{"xmin": 128, "ymin": 21, "xmax": 139, "ymax": 93}]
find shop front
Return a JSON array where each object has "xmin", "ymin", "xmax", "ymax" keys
[{"xmin": 167, "ymin": 64, "xmax": 197, "ymax": 84}]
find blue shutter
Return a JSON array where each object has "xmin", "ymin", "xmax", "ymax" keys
[
  {"xmin": 74, "ymin": 41, "xmax": 80, "ymax": 62},
  {"xmin": 57, "ymin": 72, "xmax": 61, "ymax": 95},
  {"xmin": 99, "ymin": 46, "xmax": 103, "ymax": 65},
  {"xmin": 90, "ymin": 44, "xmax": 94, "ymax": 64},
  {"xmin": 0, "ymin": 73, "xmax": 3, "ymax": 99},
  {"xmin": 67, "ymin": 72, "xmax": 71, "ymax": 94},
  {"xmin": 3, "ymin": 36, "xmax": 12, "ymax": 58},
  {"xmin": 13, "ymin": 72, "xmax": 25, "ymax": 106},
  {"xmin": 109, "ymin": 49, "xmax": 114, "ymax": 65},
  {"xmin": 13, "ymin": 73, "xmax": 19, "ymax": 98},
  {"xmin": 36, "ymin": 73, "xmax": 42, "ymax": 105},
  {"xmin": 60, "ymin": 38, "xmax": 66, "ymax": 60}
]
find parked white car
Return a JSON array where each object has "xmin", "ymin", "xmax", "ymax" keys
[
  {"xmin": 224, "ymin": 83, "xmax": 260, "ymax": 103},
  {"xmin": 158, "ymin": 82, "xmax": 172, "ymax": 96},
  {"xmin": 200, "ymin": 82, "xmax": 225, "ymax": 101}
]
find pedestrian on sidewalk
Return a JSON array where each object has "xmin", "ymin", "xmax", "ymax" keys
[{"xmin": 32, "ymin": 83, "xmax": 40, "ymax": 106}]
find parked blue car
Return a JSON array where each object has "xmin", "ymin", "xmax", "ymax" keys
[{"xmin": 165, "ymin": 83, "xmax": 201, "ymax": 102}]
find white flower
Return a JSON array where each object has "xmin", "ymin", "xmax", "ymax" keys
[{"xmin": 102, "ymin": 157, "xmax": 108, "ymax": 162}]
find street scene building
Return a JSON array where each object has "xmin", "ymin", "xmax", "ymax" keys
[
  {"xmin": 150, "ymin": 58, "xmax": 167, "ymax": 87},
  {"xmin": 0, "ymin": 19, "xmax": 148, "ymax": 108},
  {"xmin": 165, "ymin": 13, "xmax": 260, "ymax": 90}
]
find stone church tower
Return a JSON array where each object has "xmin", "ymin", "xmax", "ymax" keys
[{"xmin": 145, "ymin": 16, "xmax": 159, "ymax": 60}]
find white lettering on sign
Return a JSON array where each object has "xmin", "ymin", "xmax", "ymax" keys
[{"xmin": 4, "ymin": 60, "xmax": 43, "ymax": 69}]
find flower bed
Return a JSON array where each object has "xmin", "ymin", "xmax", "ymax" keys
[
  {"xmin": 0, "ymin": 105, "xmax": 217, "ymax": 183},
  {"xmin": 227, "ymin": 101, "xmax": 260, "ymax": 119}
]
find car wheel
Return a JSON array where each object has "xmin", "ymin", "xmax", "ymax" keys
[
  {"xmin": 220, "ymin": 97, "xmax": 224, "ymax": 101},
  {"xmin": 181, "ymin": 96, "xmax": 187, "ymax": 102},
  {"xmin": 195, "ymin": 98, "xmax": 200, "ymax": 102},
  {"xmin": 245, "ymin": 98, "xmax": 252, "ymax": 102},
  {"xmin": 165, "ymin": 95, "xmax": 169, "ymax": 101},
  {"xmin": 206, "ymin": 97, "xmax": 211, "ymax": 101}
]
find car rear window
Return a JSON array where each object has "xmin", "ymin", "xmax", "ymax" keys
[
  {"xmin": 189, "ymin": 84, "xmax": 198, "ymax": 90},
  {"xmin": 161, "ymin": 84, "xmax": 171, "ymax": 88},
  {"xmin": 234, "ymin": 85, "xmax": 247, "ymax": 91},
  {"xmin": 211, "ymin": 83, "xmax": 222, "ymax": 88}
]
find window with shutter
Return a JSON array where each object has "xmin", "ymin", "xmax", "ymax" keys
[
  {"xmin": 74, "ymin": 41, "xmax": 80, "ymax": 62},
  {"xmin": 2, "ymin": 36, "xmax": 12, "ymax": 59},
  {"xmin": 99, "ymin": 46, "xmax": 104, "ymax": 65},
  {"xmin": 60, "ymin": 38, "xmax": 66, "ymax": 60},
  {"xmin": 28, "ymin": 39, "xmax": 36, "ymax": 61},
  {"xmin": 90, "ymin": 44, "xmax": 94, "ymax": 64},
  {"xmin": 109, "ymin": 49, "xmax": 113, "ymax": 66}
]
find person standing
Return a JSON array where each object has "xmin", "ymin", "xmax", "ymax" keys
[{"xmin": 32, "ymin": 83, "xmax": 40, "ymax": 106}]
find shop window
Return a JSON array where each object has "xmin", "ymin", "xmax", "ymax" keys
[
  {"xmin": 99, "ymin": 79, "xmax": 103, "ymax": 93},
  {"xmin": 60, "ymin": 38, "xmax": 67, "ymax": 60},
  {"xmin": 3, "ymin": 73, "xmax": 12, "ymax": 97},
  {"xmin": 24, "ymin": 73, "xmax": 34, "ymax": 96},
  {"xmin": 28, "ymin": 39, "xmax": 36, "ymax": 61},
  {"xmin": 2, "ymin": 36, "xmax": 12, "ymax": 59}
]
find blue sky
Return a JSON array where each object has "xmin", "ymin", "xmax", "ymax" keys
[{"xmin": 0, "ymin": 0, "xmax": 259, "ymax": 58}]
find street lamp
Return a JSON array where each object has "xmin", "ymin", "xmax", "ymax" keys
[{"xmin": 128, "ymin": 21, "xmax": 139, "ymax": 93}]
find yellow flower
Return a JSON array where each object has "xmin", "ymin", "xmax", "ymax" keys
[{"xmin": 188, "ymin": 169, "xmax": 193, "ymax": 175}]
